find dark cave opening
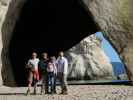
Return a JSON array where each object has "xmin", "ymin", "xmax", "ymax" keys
[{"xmin": 9, "ymin": 0, "xmax": 99, "ymax": 86}]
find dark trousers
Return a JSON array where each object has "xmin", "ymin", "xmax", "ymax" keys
[
  {"xmin": 41, "ymin": 74, "xmax": 48, "ymax": 93},
  {"xmin": 57, "ymin": 72, "xmax": 68, "ymax": 92}
]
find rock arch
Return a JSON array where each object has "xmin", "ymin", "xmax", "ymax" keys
[{"xmin": 0, "ymin": 0, "xmax": 132, "ymax": 86}]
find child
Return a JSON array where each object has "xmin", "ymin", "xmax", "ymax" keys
[{"xmin": 47, "ymin": 56, "xmax": 57, "ymax": 94}]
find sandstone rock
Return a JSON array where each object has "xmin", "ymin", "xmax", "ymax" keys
[
  {"xmin": 0, "ymin": 0, "xmax": 26, "ymax": 86},
  {"xmin": 82, "ymin": 0, "xmax": 133, "ymax": 82},
  {"xmin": 0, "ymin": 0, "xmax": 12, "ymax": 86},
  {"xmin": 66, "ymin": 34, "xmax": 114, "ymax": 80}
]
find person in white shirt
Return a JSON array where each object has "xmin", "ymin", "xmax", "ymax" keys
[
  {"xmin": 26, "ymin": 52, "xmax": 40, "ymax": 95},
  {"xmin": 56, "ymin": 51, "xmax": 68, "ymax": 94}
]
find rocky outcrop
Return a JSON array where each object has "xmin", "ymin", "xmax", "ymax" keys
[
  {"xmin": 82, "ymin": 0, "xmax": 133, "ymax": 82},
  {"xmin": 0, "ymin": 0, "xmax": 11, "ymax": 86},
  {"xmin": 66, "ymin": 34, "xmax": 114, "ymax": 80},
  {"xmin": 0, "ymin": 0, "xmax": 26, "ymax": 86}
]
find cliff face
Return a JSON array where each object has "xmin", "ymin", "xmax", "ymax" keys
[
  {"xmin": 0, "ymin": 0, "xmax": 12, "ymax": 86},
  {"xmin": 0, "ymin": 0, "xmax": 132, "ymax": 86},
  {"xmin": 83, "ymin": 0, "xmax": 133, "ymax": 81},
  {"xmin": 0, "ymin": 0, "xmax": 25, "ymax": 86},
  {"xmin": 66, "ymin": 34, "xmax": 114, "ymax": 80}
]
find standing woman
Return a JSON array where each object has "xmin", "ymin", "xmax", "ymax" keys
[{"xmin": 26, "ymin": 52, "xmax": 40, "ymax": 95}]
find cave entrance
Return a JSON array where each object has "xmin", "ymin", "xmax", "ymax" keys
[{"xmin": 8, "ymin": 0, "xmax": 99, "ymax": 86}]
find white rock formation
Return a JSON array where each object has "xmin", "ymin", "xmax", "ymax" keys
[{"xmin": 66, "ymin": 34, "xmax": 114, "ymax": 80}]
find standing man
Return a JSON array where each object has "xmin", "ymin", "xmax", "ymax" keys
[
  {"xmin": 56, "ymin": 51, "xmax": 68, "ymax": 94},
  {"xmin": 38, "ymin": 53, "xmax": 49, "ymax": 94},
  {"xmin": 26, "ymin": 52, "xmax": 40, "ymax": 95}
]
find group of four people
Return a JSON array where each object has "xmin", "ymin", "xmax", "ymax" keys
[{"xmin": 26, "ymin": 51, "xmax": 68, "ymax": 95}]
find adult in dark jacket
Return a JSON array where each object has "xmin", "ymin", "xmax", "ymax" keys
[{"xmin": 38, "ymin": 53, "xmax": 49, "ymax": 94}]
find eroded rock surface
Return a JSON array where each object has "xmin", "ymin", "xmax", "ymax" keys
[
  {"xmin": 83, "ymin": 0, "xmax": 133, "ymax": 82},
  {"xmin": 66, "ymin": 34, "xmax": 114, "ymax": 80}
]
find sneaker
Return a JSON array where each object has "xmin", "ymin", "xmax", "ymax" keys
[
  {"xmin": 40, "ymin": 92, "xmax": 44, "ymax": 95},
  {"xmin": 60, "ymin": 91, "xmax": 68, "ymax": 95},
  {"xmin": 62, "ymin": 91, "xmax": 68, "ymax": 95}
]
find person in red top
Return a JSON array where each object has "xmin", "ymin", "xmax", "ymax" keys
[{"xmin": 26, "ymin": 52, "xmax": 40, "ymax": 95}]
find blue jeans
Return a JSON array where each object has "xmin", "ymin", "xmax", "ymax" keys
[{"xmin": 47, "ymin": 72, "xmax": 56, "ymax": 93}]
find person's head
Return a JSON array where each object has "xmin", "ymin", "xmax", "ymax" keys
[
  {"xmin": 50, "ymin": 56, "xmax": 56, "ymax": 62},
  {"xmin": 32, "ymin": 52, "xmax": 37, "ymax": 59},
  {"xmin": 42, "ymin": 52, "xmax": 48, "ymax": 60},
  {"xmin": 59, "ymin": 51, "xmax": 64, "ymax": 57}
]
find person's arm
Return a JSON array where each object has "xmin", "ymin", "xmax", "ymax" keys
[
  {"xmin": 55, "ymin": 58, "xmax": 59, "ymax": 71},
  {"xmin": 47, "ymin": 63, "xmax": 50, "ymax": 72},
  {"xmin": 63, "ymin": 58, "xmax": 68, "ymax": 75},
  {"xmin": 38, "ymin": 61, "xmax": 42, "ymax": 69},
  {"xmin": 54, "ymin": 63, "xmax": 57, "ymax": 75},
  {"xmin": 26, "ymin": 60, "xmax": 32, "ymax": 68}
]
